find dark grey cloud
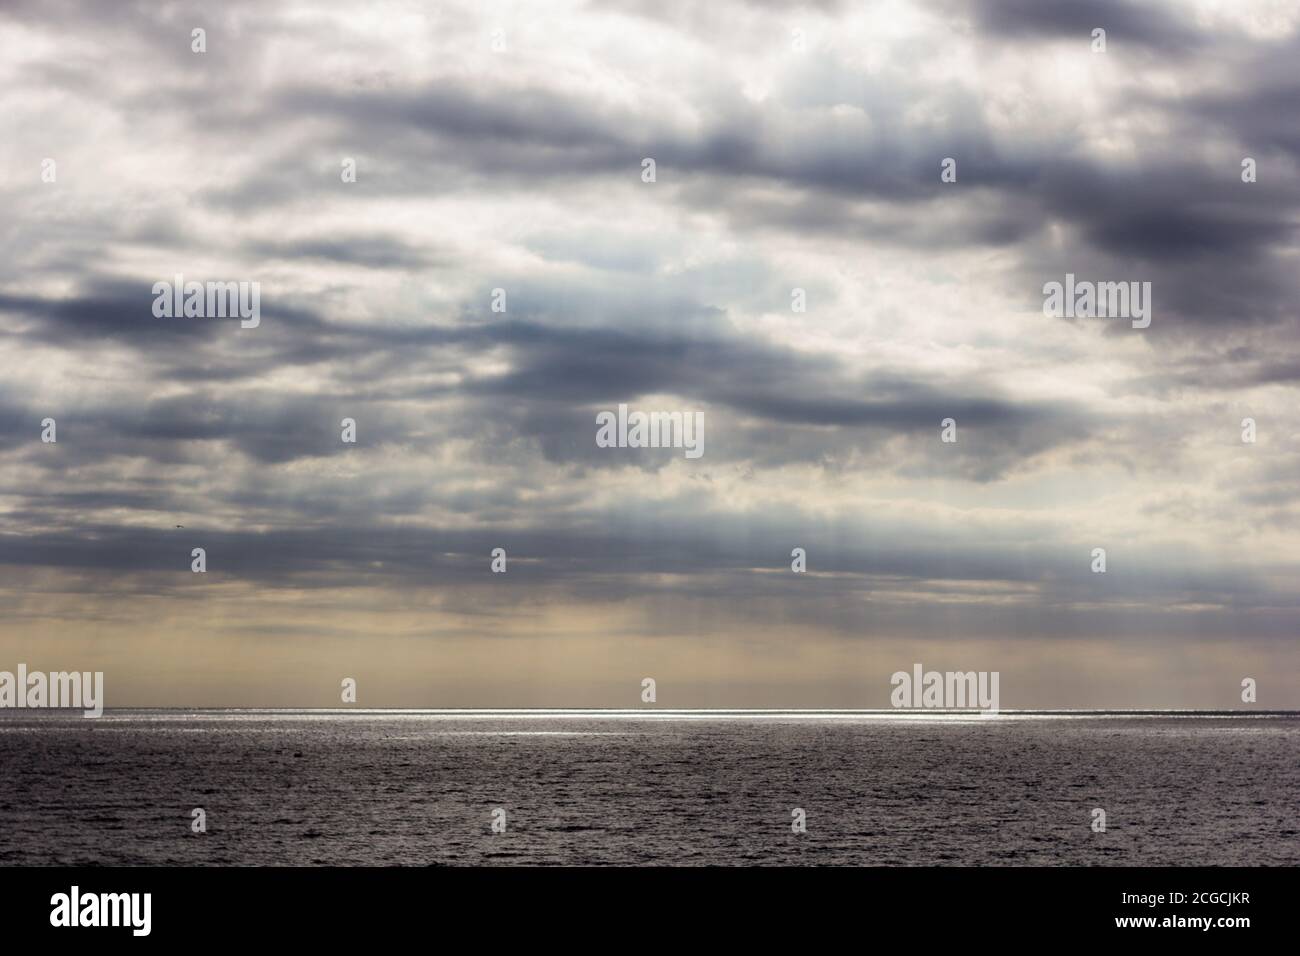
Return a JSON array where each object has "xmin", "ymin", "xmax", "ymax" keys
[
  {"xmin": 2, "ymin": 509, "xmax": 1295, "ymax": 645},
  {"xmin": 247, "ymin": 235, "xmax": 444, "ymax": 270},
  {"xmin": 0, "ymin": 275, "xmax": 1098, "ymax": 480},
  {"xmin": 959, "ymin": 0, "xmax": 1210, "ymax": 54}
]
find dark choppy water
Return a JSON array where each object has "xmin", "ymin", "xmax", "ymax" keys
[{"xmin": 0, "ymin": 710, "xmax": 1296, "ymax": 865}]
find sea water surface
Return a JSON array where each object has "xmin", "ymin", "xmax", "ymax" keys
[{"xmin": 0, "ymin": 710, "xmax": 1296, "ymax": 865}]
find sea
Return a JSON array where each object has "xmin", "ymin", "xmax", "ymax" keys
[{"xmin": 0, "ymin": 710, "xmax": 1295, "ymax": 865}]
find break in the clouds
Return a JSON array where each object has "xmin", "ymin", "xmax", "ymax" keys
[{"xmin": 1, "ymin": 0, "xmax": 1298, "ymax": 708}]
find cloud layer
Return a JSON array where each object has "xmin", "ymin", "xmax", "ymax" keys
[{"xmin": 2, "ymin": 0, "xmax": 1298, "ymax": 707}]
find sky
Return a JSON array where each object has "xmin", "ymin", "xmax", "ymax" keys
[{"xmin": 1, "ymin": 0, "xmax": 1298, "ymax": 708}]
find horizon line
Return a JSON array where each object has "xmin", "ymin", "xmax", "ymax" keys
[{"xmin": 5, "ymin": 707, "xmax": 1296, "ymax": 717}]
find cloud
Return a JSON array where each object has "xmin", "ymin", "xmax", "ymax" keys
[{"xmin": 1, "ymin": 0, "xmax": 1297, "ymax": 704}]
